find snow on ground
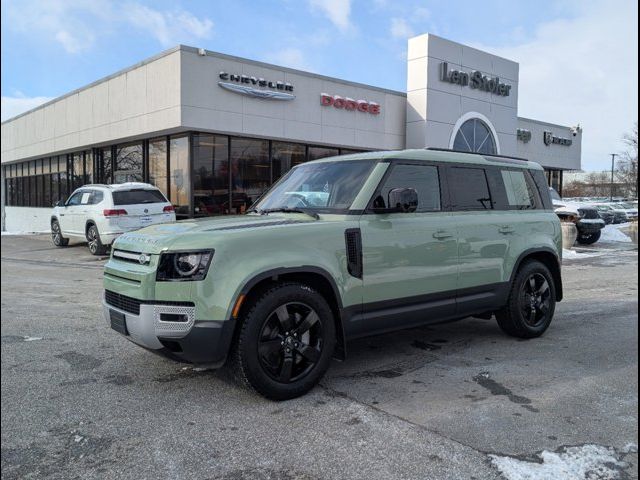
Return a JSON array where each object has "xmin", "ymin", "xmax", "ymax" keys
[
  {"xmin": 489, "ymin": 444, "xmax": 630, "ymax": 480},
  {"xmin": 600, "ymin": 224, "xmax": 632, "ymax": 243},
  {"xmin": 562, "ymin": 249, "xmax": 598, "ymax": 259},
  {"xmin": 1, "ymin": 230, "xmax": 49, "ymax": 236}
]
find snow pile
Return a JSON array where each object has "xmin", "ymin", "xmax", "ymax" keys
[
  {"xmin": 489, "ymin": 444, "xmax": 628, "ymax": 480},
  {"xmin": 600, "ymin": 225, "xmax": 632, "ymax": 243}
]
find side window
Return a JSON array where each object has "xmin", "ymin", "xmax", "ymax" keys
[
  {"xmin": 448, "ymin": 167, "xmax": 493, "ymax": 210},
  {"xmin": 500, "ymin": 170, "xmax": 538, "ymax": 209},
  {"xmin": 66, "ymin": 191, "xmax": 84, "ymax": 206},
  {"xmin": 91, "ymin": 191, "xmax": 104, "ymax": 205},
  {"xmin": 374, "ymin": 164, "xmax": 441, "ymax": 212}
]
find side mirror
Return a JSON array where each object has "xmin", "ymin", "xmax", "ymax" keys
[
  {"xmin": 388, "ymin": 188, "xmax": 418, "ymax": 213},
  {"xmin": 54, "ymin": 200, "xmax": 64, "ymax": 207}
]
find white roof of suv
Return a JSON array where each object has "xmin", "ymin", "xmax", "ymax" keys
[{"xmin": 80, "ymin": 182, "xmax": 160, "ymax": 191}]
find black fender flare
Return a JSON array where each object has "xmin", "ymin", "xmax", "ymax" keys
[
  {"xmin": 232, "ymin": 266, "xmax": 348, "ymax": 359},
  {"xmin": 509, "ymin": 247, "xmax": 563, "ymax": 301}
]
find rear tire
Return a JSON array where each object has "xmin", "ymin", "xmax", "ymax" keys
[
  {"xmin": 86, "ymin": 224, "xmax": 108, "ymax": 256},
  {"xmin": 496, "ymin": 260, "xmax": 556, "ymax": 339},
  {"xmin": 228, "ymin": 282, "xmax": 336, "ymax": 400},
  {"xmin": 576, "ymin": 230, "xmax": 601, "ymax": 245},
  {"xmin": 51, "ymin": 220, "xmax": 69, "ymax": 247}
]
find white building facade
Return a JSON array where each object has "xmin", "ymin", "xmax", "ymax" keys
[{"xmin": 1, "ymin": 34, "xmax": 581, "ymax": 232}]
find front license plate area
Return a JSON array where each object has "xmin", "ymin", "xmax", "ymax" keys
[{"xmin": 110, "ymin": 309, "xmax": 128, "ymax": 335}]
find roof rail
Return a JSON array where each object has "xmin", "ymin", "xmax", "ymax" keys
[{"xmin": 425, "ymin": 147, "xmax": 529, "ymax": 163}]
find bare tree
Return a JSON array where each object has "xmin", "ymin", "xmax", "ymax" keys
[{"xmin": 616, "ymin": 122, "xmax": 638, "ymax": 198}]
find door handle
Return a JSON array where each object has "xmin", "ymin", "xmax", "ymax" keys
[
  {"xmin": 499, "ymin": 225, "xmax": 515, "ymax": 234},
  {"xmin": 433, "ymin": 230, "xmax": 453, "ymax": 240}
]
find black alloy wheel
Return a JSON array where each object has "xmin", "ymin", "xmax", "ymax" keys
[
  {"xmin": 258, "ymin": 302, "xmax": 324, "ymax": 383},
  {"xmin": 518, "ymin": 273, "xmax": 551, "ymax": 328},
  {"xmin": 228, "ymin": 282, "xmax": 336, "ymax": 400},
  {"xmin": 496, "ymin": 260, "xmax": 556, "ymax": 339}
]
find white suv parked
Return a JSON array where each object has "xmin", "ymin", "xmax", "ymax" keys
[{"xmin": 51, "ymin": 183, "xmax": 176, "ymax": 255}]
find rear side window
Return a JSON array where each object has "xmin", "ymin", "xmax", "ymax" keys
[
  {"xmin": 500, "ymin": 170, "xmax": 537, "ymax": 209},
  {"xmin": 448, "ymin": 167, "xmax": 493, "ymax": 210},
  {"xmin": 91, "ymin": 191, "xmax": 104, "ymax": 205},
  {"xmin": 374, "ymin": 164, "xmax": 441, "ymax": 212},
  {"xmin": 112, "ymin": 189, "xmax": 167, "ymax": 205}
]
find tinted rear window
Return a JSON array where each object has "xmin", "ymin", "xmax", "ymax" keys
[
  {"xmin": 112, "ymin": 189, "xmax": 167, "ymax": 205},
  {"xmin": 448, "ymin": 167, "xmax": 493, "ymax": 210}
]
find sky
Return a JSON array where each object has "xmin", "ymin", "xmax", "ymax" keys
[{"xmin": 1, "ymin": 0, "xmax": 637, "ymax": 171}]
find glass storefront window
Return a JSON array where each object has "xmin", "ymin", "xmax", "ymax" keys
[
  {"xmin": 272, "ymin": 142, "xmax": 306, "ymax": 181},
  {"xmin": 308, "ymin": 146, "xmax": 339, "ymax": 161},
  {"xmin": 59, "ymin": 170, "xmax": 69, "ymax": 202},
  {"xmin": 85, "ymin": 151, "xmax": 93, "ymax": 184},
  {"xmin": 339, "ymin": 148, "xmax": 363, "ymax": 155},
  {"xmin": 169, "ymin": 135, "xmax": 190, "ymax": 218},
  {"xmin": 230, "ymin": 137, "xmax": 269, "ymax": 215},
  {"xmin": 115, "ymin": 142, "xmax": 143, "ymax": 183},
  {"xmin": 29, "ymin": 176, "xmax": 37, "ymax": 206},
  {"xmin": 148, "ymin": 138, "xmax": 168, "ymax": 196},
  {"xmin": 547, "ymin": 169, "xmax": 563, "ymax": 196},
  {"xmin": 72, "ymin": 152, "xmax": 84, "ymax": 190},
  {"xmin": 101, "ymin": 148, "xmax": 113, "ymax": 184},
  {"xmin": 43, "ymin": 174, "xmax": 51, "ymax": 207},
  {"xmin": 51, "ymin": 173, "xmax": 60, "ymax": 205},
  {"xmin": 193, "ymin": 134, "xmax": 229, "ymax": 217}
]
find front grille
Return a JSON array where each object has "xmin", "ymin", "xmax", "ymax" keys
[
  {"xmin": 104, "ymin": 290, "xmax": 194, "ymax": 316},
  {"xmin": 105, "ymin": 290, "xmax": 142, "ymax": 315},
  {"xmin": 112, "ymin": 249, "xmax": 150, "ymax": 264}
]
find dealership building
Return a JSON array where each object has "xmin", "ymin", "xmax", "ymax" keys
[{"xmin": 1, "ymin": 33, "xmax": 582, "ymax": 232}]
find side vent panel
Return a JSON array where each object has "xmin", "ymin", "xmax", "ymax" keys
[{"xmin": 344, "ymin": 228, "xmax": 363, "ymax": 279}]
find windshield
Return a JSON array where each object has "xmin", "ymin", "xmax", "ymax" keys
[{"xmin": 253, "ymin": 160, "xmax": 376, "ymax": 213}]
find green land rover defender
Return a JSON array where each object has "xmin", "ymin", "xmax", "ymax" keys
[{"xmin": 103, "ymin": 149, "xmax": 563, "ymax": 400}]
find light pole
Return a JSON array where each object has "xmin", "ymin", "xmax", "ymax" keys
[{"xmin": 610, "ymin": 153, "xmax": 618, "ymax": 201}]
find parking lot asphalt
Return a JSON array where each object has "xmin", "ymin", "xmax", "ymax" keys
[{"xmin": 1, "ymin": 234, "xmax": 638, "ymax": 480}]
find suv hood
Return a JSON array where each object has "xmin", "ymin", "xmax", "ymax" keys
[{"xmin": 112, "ymin": 214, "xmax": 314, "ymax": 254}]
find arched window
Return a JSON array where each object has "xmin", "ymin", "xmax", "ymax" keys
[{"xmin": 453, "ymin": 118, "xmax": 497, "ymax": 155}]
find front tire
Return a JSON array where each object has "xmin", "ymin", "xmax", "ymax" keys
[
  {"xmin": 496, "ymin": 260, "xmax": 556, "ymax": 339},
  {"xmin": 51, "ymin": 220, "xmax": 69, "ymax": 247},
  {"xmin": 576, "ymin": 230, "xmax": 601, "ymax": 245},
  {"xmin": 228, "ymin": 282, "xmax": 336, "ymax": 400},
  {"xmin": 86, "ymin": 224, "xmax": 108, "ymax": 256}
]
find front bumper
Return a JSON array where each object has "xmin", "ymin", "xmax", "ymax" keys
[{"xmin": 103, "ymin": 298, "xmax": 235, "ymax": 367}]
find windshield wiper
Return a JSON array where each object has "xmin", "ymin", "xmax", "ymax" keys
[{"xmin": 258, "ymin": 208, "xmax": 320, "ymax": 220}]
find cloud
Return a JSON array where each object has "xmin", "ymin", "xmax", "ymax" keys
[
  {"xmin": 54, "ymin": 30, "xmax": 93, "ymax": 54},
  {"xmin": 476, "ymin": 0, "xmax": 638, "ymax": 171},
  {"xmin": 1, "ymin": 96, "xmax": 53, "ymax": 122},
  {"xmin": 264, "ymin": 48, "xmax": 312, "ymax": 72},
  {"xmin": 308, "ymin": 0, "xmax": 352, "ymax": 31},
  {"xmin": 121, "ymin": 4, "xmax": 214, "ymax": 47},
  {"xmin": 390, "ymin": 18, "xmax": 415, "ymax": 39},
  {"xmin": 4, "ymin": 0, "xmax": 103, "ymax": 53},
  {"xmin": 4, "ymin": 1, "xmax": 214, "ymax": 53}
]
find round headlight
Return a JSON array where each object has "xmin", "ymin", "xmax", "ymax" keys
[{"xmin": 173, "ymin": 253, "xmax": 201, "ymax": 277}]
